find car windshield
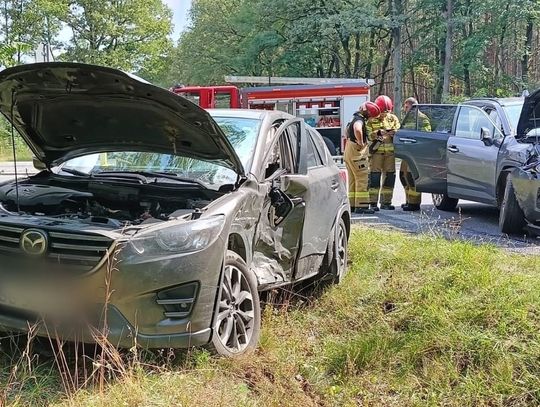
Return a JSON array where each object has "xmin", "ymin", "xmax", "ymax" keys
[
  {"xmin": 503, "ymin": 103, "xmax": 524, "ymax": 133},
  {"xmin": 60, "ymin": 116, "xmax": 261, "ymax": 188}
]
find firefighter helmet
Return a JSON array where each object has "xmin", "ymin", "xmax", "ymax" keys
[
  {"xmin": 374, "ymin": 95, "xmax": 394, "ymax": 112},
  {"xmin": 361, "ymin": 101, "xmax": 381, "ymax": 118}
]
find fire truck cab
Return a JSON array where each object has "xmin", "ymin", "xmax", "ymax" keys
[{"xmin": 170, "ymin": 85, "xmax": 241, "ymax": 109}]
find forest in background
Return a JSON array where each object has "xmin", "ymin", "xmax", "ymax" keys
[
  {"xmin": 172, "ymin": 0, "xmax": 540, "ymax": 109},
  {"xmin": 1, "ymin": 0, "xmax": 540, "ymax": 110}
]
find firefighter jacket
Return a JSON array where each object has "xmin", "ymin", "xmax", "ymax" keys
[{"xmin": 366, "ymin": 113, "xmax": 401, "ymax": 153}]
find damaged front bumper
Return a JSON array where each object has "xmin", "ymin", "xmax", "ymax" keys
[
  {"xmin": 511, "ymin": 165, "xmax": 540, "ymax": 234},
  {"xmin": 0, "ymin": 229, "xmax": 227, "ymax": 348}
]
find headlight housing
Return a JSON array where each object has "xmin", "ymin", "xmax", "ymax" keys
[{"xmin": 127, "ymin": 215, "xmax": 226, "ymax": 255}]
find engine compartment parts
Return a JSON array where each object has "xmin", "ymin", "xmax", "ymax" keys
[{"xmin": 0, "ymin": 176, "xmax": 217, "ymax": 227}]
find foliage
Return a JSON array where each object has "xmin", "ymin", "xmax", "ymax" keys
[
  {"xmin": 1, "ymin": 227, "xmax": 540, "ymax": 406},
  {"xmin": 167, "ymin": 0, "xmax": 540, "ymax": 101}
]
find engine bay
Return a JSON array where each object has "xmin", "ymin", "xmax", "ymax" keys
[{"xmin": 0, "ymin": 173, "xmax": 221, "ymax": 228}]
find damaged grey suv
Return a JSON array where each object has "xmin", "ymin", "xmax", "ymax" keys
[{"xmin": 0, "ymin": 63, "xmax": 350, "ymax": 356}]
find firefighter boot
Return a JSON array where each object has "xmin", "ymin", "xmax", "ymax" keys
[
  {"xmin": 368, "ymin": 171, "xmax": 381, "ymax": 210},
  {"xmin": 402, "ymin": 203, "xmax": 421, "ymax": 211},
  {"xmin": 380, "ymin": 171, "xmax": 396, "ymax": 210}
]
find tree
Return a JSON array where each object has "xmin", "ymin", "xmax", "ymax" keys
[{"xmin": 62, "ymin": 0, "xmax": 173, "ymax": 73}]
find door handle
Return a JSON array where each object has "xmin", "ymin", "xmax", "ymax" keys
[
  {"xmin": 399, "ymin": 137, "xmax": 417, "ymax": 144},
  {"xmin": 447, "ymin": 145, "xmax": 460, "ymax": 153}
]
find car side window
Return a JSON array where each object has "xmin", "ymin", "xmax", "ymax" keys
[
  {"xmin": 456, "ymin": 106, "xmax": 494, "ymax": 140},
  {"xmin": 264, "ymin": 123, "xmax": 299, "ymax": 179},
  {"xmin": 308, "ymin": 129, "xmax": 329, "ymax": 165},
  {"xmin": 401, "ymin": 106, "xmax": 418, "ymax": 130},
  {"xmin": 485, "ymin": 108, "xmax": 504, "ymax": 138},
  {"xmin": 306, "ymin": 132, "xmax": 323, "ymax": 168},
  {"xmin": 285, "ymin": 123, "xmax": 300, "ymax": 173}
]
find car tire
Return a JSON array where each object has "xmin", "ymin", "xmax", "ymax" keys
[
  {"xmin": 323, "ymin": 217, "xmax": 348, "ymax": 285},
  {"xmin": 499, "ymin": 174, "xmax": 526, "ymax": 235},
  {"xmin": 432, "ymin": 193, "xmax": 459, "ymax": 211},
  {"xmin": 209, "ymin": 250, "xmax": 261, "ymax": 357}
]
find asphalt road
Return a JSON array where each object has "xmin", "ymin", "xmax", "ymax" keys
[
  {"xmin": 0, "ymin": 161, "xmax": 538, "ymax": 254},
  {"xmin": 352, "ymin": 182, "xmax": 540, "ymax": 255}
]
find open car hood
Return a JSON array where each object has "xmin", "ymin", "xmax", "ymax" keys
[
  {"xmin": 0, "ymin": 63, "xmax": 245, "ymax": 175},
  {"xmin": 517, "ymin": 88, "xmax": 540, "ymax": 138}
]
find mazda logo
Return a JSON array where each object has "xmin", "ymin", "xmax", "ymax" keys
[{"xmin": 20, "ymin": 229, "xmax": 48, "ymax": 256}]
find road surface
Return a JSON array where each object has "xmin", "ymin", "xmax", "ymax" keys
[
  {"xmin": 0, "ymin": 161, "xmax": 538, "ymax": 254},
  {"xmin": 351, "ymin": 183, "xmax": 540, "ymax": 255}
]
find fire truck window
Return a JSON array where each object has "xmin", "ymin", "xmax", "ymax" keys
[{"xmin": 215, "ymin": 93, "xmax": 232, "ymax": 108}]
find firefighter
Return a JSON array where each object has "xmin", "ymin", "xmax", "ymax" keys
[
  {"xmin": 367, "ymin": 95, "xmax": 400, "ymax": 210},
  {"xmin": 400, "ymin": 97, "xmax": 431, "ymax": 211},
  {"xmin": 343, "ymin": 101, "xmax": 381, "ymax": 214}
]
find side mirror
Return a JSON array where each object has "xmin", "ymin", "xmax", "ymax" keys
[
  {"xmin": 268, "ymin": 187, "xmax": 293, "ymax": 227},
  {"xmin": 32, "ymin": 156, "xmax": 47, "ymax": 171},
  {"xmin": 480, "ymin": 127, "xmax": 493, "ymax": 145}
]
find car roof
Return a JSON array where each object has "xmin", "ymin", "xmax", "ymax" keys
[
  {"xmin": 464, "ymin": 97, "xmax": 524, "ymax": 107},
  {"xmin": 207, "ymin": 108, "xmax": 293, "ymax": 121}
]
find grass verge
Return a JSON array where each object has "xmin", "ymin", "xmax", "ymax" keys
[{"xmin": 1, "ymin": 226, "xmax": 540, "ymax": 406}]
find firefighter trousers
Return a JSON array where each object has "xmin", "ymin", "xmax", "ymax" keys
[
  {"xmin": 369, "ymin": 151, "xmax": 395, "ymax": 205},
  {"xmin": 399, "ymin": 161, "xmax": 422, "ymax": 205},
  {"xmin": 344, "ymin": 141, "xmax": 370, "ymax": 209}
]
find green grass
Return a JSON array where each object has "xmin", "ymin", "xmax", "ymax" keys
[{"xmin": 1, "ymin": 227, "xmax": 540, "ymax": 406}]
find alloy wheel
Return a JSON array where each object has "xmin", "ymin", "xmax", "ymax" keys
[{"xmin": 215, "ymin": 264, "xmax": 255, "ymax": 353}]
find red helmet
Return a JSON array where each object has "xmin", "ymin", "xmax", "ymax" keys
[
  {"xmin": 374, "ymin": 95, "xmax": 394, "ymax": 112},
  {"xmin": 361, "ymin": 101, "xmax": 381, "ymax": 118}
]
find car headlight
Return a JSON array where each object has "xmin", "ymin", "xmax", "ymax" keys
[{"xmin": 127, "ymin": 215, "xmax": 226, "ymax": 255}]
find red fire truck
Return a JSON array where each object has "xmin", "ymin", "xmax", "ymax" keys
[{"xmin": 171, "ymin": 78, "xmax": 372, "ymax": 155}]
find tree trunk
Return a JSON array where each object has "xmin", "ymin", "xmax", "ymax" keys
[
  {"xmin": 405, "ymin": 25, "xmax": 418, "ymax": 99},
  {"xmin": 434, "ymin": 42, "xmax": 444, "ymax": 103},
  {"xmin": 353, "ymin": 33, "xmax": 361, "ymax": 77},
  {"xmin": 391, "ymin": 0, "xmax": 402, "ymax": 112},
  {"xmin": 378, "ymin": 35, "xmax": 393, "ymax": 96},
  {"xmin": 364, "ymin": 29, "xmax": 376, "ymax": 79},
  {"xmin": 463, "ymin": 63, "xmax": 472, "ymax": 97},
  {"xmin": 442, "ymin": 0, "xmax": 452, "ymax": 102},
  {"xmin": 521, "ymin": 18, "xmax": 534, "ymax": 89}
]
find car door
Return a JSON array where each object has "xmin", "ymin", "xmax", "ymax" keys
[
  {"xmin": 292, "ymin": 128, "xmax": 343, "ymax": 280},
  {"xmin": 447, "ymin": 105, "xmax": 502, "ymax": 204},
  {"xmin": 394, "ymin": 104, "xmax": 457, "ymax": 193},
  {"xmin": 253, "ymin": 119, "xmax": 307, "ymax": 285}
]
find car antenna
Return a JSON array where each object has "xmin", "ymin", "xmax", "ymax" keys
[{"xmin": 10, "ymin": 91, "xmax": 21, "ymax": 213}]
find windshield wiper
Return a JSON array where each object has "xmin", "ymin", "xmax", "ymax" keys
[
  {"xmin": 58, "ymin": 167, "xmax": 90, "ymax": 177},
  {"xmin": 93, "ymin": 171, "xmax": 205, "ymax": 187}
]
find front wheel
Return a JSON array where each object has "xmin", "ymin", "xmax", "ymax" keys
[
  {"xmin": 209, "ymin": 251, "xmax": 261, "ymax": 357},
  {"xmin": 432, "ymin": 193, "xmax": 459, "ymax": 211},
  {"xmin": 499, "ymin": 174, "xmax": 526, "ymax": 235}
]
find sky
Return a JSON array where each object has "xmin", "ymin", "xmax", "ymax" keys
[{"xmin": 164, "ymin": 0, "xmax": 192, "ymax": 39}]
